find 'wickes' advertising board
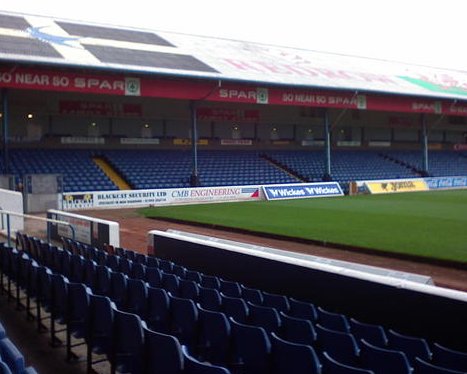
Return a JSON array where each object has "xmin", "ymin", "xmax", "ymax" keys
[{"xmin": 263, "ymin": 182, "xmax": 343, "ymax": 201}]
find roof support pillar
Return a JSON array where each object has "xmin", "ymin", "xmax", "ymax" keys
[
  {"xmin": 190, "ymin": 101, "xmax": 200, "ymax": 187},
  {"xmin": 420, "ymin": 114, "xmax": 429, "ymax": 176},
  {"xmin": 2, "ymin": 88, "xmax": 9, "ymax": 174},
  {"xmin": 323, "ymin": 109, "xmax": 332, "ymax": 181}
]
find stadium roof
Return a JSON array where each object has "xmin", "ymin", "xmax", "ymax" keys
[{"xmin": 0, "ymin": 11, "xmax": 467, "ymax": 102}]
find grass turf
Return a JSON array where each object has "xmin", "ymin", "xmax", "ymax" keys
[{"xmin": 139, "ymin": 190, "xmax": 467, "ymax": 263}]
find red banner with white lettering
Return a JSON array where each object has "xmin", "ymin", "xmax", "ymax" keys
[{"xmin": 1, "ymin": 66, "xmax": 467, "ymax": 116}]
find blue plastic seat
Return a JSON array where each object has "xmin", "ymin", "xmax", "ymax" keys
[
  {"xmin": 161, "ymin": 272, "xmax": 180, "ymax": 296},
  {"xmin": 197, "ymin": 306, "xmax": 231, "ymax": 366},
  {"xmin": 126, "ymin": 278, "xmax": 148, "ymax": 318},
  {"xmin": 0, "ymin": 338, "xmax": 27, "ymax": 374},
  {"xmin": 131, "ymin": 262, "xmax": 146, "ymax": 280},
  {"xmin": 349, "ymin": 318, "xmax": 388, "ymax": 347},
  {"xmin": 145, "ymin": 267, "xmax": 162, "ymax": 288},
  {"xmin": 50, "ymin": 273, "xmax": 69, "ymax": 346},
  {"xmin": 70, "ymin": 254, "xmax": 85, "ymax": 283},
  {"xmin": 172, "ymin": 264, "xmax": 187, "ymax": 279},
  {"xmin": 316, "ymin": 324, "xmax": 360, "ymax": 366},
  {"xmin": 109, "ymin": 272, "xmax": 128, "ymax": 309},
  {"xmin": 262, "ymin": 291, "xmax": 290, "ymax": 313},
  {"xmin": 219, "ymin": 279, "xmax": 242, "ymax": 298},
  {"xmin": 240, "ymin": 285, "xmax": 263, "ymax": 305},
  {"xmin": 112, "ymin": 309, "xmax": 145, "ymax": 374},
  {"xmin": 83, "ymin": 259, "xmax": 97, "ymax": 290},
  {"xmin": 414, "ymin": 357, "xmax": 466, "ymax": 374},
  {"xmin": 66, "ymin": 282, "xmax": 92, "ymax": 361},
  {"xmin": 95, "ymin": 265, "xmax": 111, "ymax": 296},
  {"xmin": 221, "ymin": 294, "xmax": 249, "ymax": 324},
  {"xmin": 201, "ymin": 274, "xmax": 221, "ymax": 290},
  {"xmin": 169, "ymin": 295, "xmax": 199, "ymax": 348},
  {"xmin": 179, "ymin": 279, "xmax": 200, "ymax": 301},
  {"xmin": 105, "ymin": 255, "xmax": 120, "ymax": 272},
  {"xmin": 317, "ymin": 307, "xmax": 350, "ymax": 333},
  {"xmin": 322, "ymin": 351, "xmax": 374, "ymax": 374},
  {"xmin": 143, "ymin": 325, "xmax": 183, "ymax": 374},
  {"xmin": 198, "ymin": 286, "xmax": 222, "ymax": 312},
  {"xmin": 387, "ymin": 329, "xmax": 432, "ymax": 365},
  {"xmin": 270, "ymin": 332, "xmax": 321, "ymax": 374},
  {"xmin": 146, "ymin": 286, "xmax": 171, "ymax": 334},
  {"xmin": 159, "ymin": 259, "xmax": 174, "ymax": 273},
  {"xmin": 230, "ymin": 317, "xmax": 271, "ymax": 374},
  {"xmin": 278, "ymin": 311, "xmax": 317, "ymax": 345},
  {"xmin": 118, "ymin": 257, "xmax": 132, "ymax": 276},
  {"xmin": 86, "ymin": 294, "xmax": 115, "ymax": 373},
  {"xmin": 146, "ymin": 256, "xmax": 159, "ymax": 269},
  {"xmin": 185, "ymin": 270, "xmax": 202, "ymax": 284},
  {"xmin": 432, "ymin": 342, "xmax": 467, "ymax": 372},
  {"xmin": 359, "ymin": 338, "xmax": 411, "ymax": 374},
  {"xmin": 182, "ymin": 345, "xmax": 231, "ymax": 374},
  {"xmin": 247, "ymin": 302, "xmax": 281, "ymax": 334}
]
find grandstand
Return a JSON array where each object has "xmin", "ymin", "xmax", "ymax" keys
[{"xmin": 0, "ymin": 9, "xmax": 466, "ymax": 374}]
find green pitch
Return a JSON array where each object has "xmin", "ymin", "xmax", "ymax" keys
[{"xmin": 139, "ymin": 190, "xmax": 467, "ymax": 263}]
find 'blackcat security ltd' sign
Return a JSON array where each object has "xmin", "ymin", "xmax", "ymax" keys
[{"xmin": 263, "ymin": 182, "xmax": 343, "ymax": 201}]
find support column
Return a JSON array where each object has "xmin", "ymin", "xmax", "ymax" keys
[
  {"xmin": 421, "ymin": 114, "xmax": 429, "ymax": 176},
  {"xmin": 2, "ymin": 89, "xmax": 9, "ymax": 174},
  {"xmin": 190, "ymin": 101, "xmax": 200, "ymax": 186},
  {"xmin": 323, "ymin": 109, "xmax": 332, "ymax": 181}
]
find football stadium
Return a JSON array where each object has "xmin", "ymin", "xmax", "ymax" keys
[{"xmin": 0, "ymin": 10, "xmax": 466, "ymax": 374}]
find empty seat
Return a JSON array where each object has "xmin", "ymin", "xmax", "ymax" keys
[
  {"xmin": 279, "ymin": 312, "xmax": 317, "ymax": 345},
  {"xmin": 230, "ymin": 317, "xmax": 271, "ymax": 374},
  {"xmin": 182, "ymin": 345, "xmax": 231, "ymax": 373},
  {"xmin": 219, "ymin": 279, "xmax": 242, "ymax": 298},
  {"xmin": 414, "ymin": 357, "xmax": 466, "ymax": 374},
  {"xmin": 201, "ymin": 274, "xmax": 221, "ymax": 290},
  {"xmin": 316, "ymin": 324, "xmax": 360, "ymax": 366},
  {"xmin": 349, "ymin": 318, "xmax": 388, "ymax": 347},
  {"xmin": 247, "ymin": 302, "xmax": 281, "ymax": 334},
  {"xmin": 169, "ymin": 295, "xmax": 199, "ymax": 348},
  {"xmin": 288, "ymin": 297, "xmax": 318, "ymax": 321},
  {"xmin": 270, "ymin": 332, "xmax": 321, "ymax": 374},
  {"xmin": 198, "ymin": 286, "xmax": 222, "ymax": 312},
  {"xmin": 86, "ymin": 295, "xmax": 116, "ymax": 373},
  {"xmin": 113, "ymin": 309, "xmax": 145, "ymax": 374},
  {"xmin": 126, "ymin": 278, "xmax": 148, "ymax": 318},
  {"xmin": 387, "ymin": 329, "xmax": 432, "ymax": 365},
  {"xmin": 431, "ymin": 343, "xmax": 467, "ymax": 372},
  {"xmin": 262, "ymin": 291, "xmax": 290, "ymax": 313},
  {"xmin": 359, "ymin": 338, "xmax": 411, "ymax": 374},
  {"xmin": 197, "ymin": 306, "xmax": 231, "ymax": 366},
  {"xmin": 240, "ymin": 285, "xmax": 263, "ymax": 305},
  {"xmin": 317, "ymin": 307, "xmax": 350, "ymax": 333},
  {"xmin": 143, "ymin": 325, "xmax": 184, "ymax": 374},
  {"xmin": 221, "ymin": 294, "xmax": 249, "ymax": 324},
  {"xmin": 322, "ymin": 351, "xmax": 375, "ymax": 374},
  {"xmin": 146, "ymin": 286, "xmax": 171, "ymax": 334}
]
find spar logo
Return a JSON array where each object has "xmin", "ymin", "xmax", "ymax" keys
[
  {"xmin": 219, "ymin": 87, "xmax": 269, "ymax": 104},
  {"xmin": 125, "ymin": 78, "xmax": 141, "ymax": 96},
  {"xmin": 27, "ymin": 26, "xmax": 82, "ymax": 48}
]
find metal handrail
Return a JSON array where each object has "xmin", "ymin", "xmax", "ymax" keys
[{"xmin": 0, "ymin": 209, "xmax": 75, "ymax": 247}]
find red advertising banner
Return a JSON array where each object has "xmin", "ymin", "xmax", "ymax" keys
[
  {"xmin": 1, "ymin": 66, "xmax": 467, "ymax": 117},
  {"xmin": 0, "ymin": 67, "xmax": 127, "ymax": 95},
  {"xmin": 197, "ymin": 107, "xmax": 260, "ymax": 122},
  {"xmin": 59, "ymin": 101, "xmax": 142, "ymax": 117}
]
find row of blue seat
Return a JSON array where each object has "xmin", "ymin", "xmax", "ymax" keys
[
  {"xmin": 18, "ymin": 235, "xmax": 467, "ymax": 374},
  {"xmin": 0, "ymin": 309, "xmax": 37, "ymax": 373}
]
